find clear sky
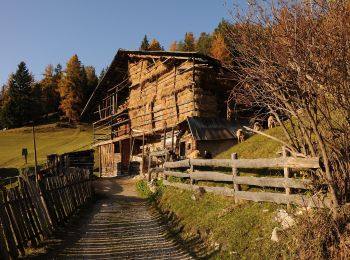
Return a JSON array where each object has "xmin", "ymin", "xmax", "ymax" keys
[{"xmin": 0, "ymin": 0, "xmax": 243, "ymax": 86}]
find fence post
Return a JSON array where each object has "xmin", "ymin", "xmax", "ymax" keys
[
  {"xmin": 147, "ymin": 154, "xmax": 152, "ymax": 182},
  {"xmin": 231, "ymin": 153, "xmax": 240, "ymax": 203},
  {"xmin": 190, "ymin": 160, "xmax": 195, "ymax": 185},
  {"xmin": 282, "ymin": 146, "xmax": 291, "ymax": 212}
]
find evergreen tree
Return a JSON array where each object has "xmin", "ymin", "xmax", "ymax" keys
[
  {"xmin": 196, "ymin": 32, "xmax": 212, "ymax": 55},
  {"xmin": 148, "ymin": 38, "xmax": 162, "ymax": 51},
  {"xmin": 0, "ymin": 85, "xmax": 6, "ymax": 108},
  {"xmin": 54, "ymin": 64, "xmax": 63, "ymax": 80},
  {"xmin": 169, "ymin": 41, "xmax": 177, "ymax": 51},
  {"xmin": 214, "ymin": 19, "xmax": 230, "ymax": 36},
  {"xmin": 139, "ymin": 35, "xmax": 149, "ymax": 51},
  {"xmin": 183, "ymin": 32, "xmax": 196, "ymax": 51},
  {"xmin": 0, "ymin": 62, "xmax": 36, "ymax": 127},
  {"xmin": 40, "ymin": 64, "xmax": 60, "ymax": 117},
  {"xmin": 58, "ymin": 54, "xmax": 85, "ymax": 122}
]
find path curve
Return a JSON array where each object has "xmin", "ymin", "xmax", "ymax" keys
[{"xmin": 33, "ymin": 177, "xmax": 192, "ymax": 260}]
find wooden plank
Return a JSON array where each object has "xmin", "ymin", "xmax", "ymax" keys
[
  {"xmin": 23, "ymin": 179, "xmax": 49, "ymax": 232},
  {"xmin": 2, "ymin": 190, "xmax": 25, "ymax": 256},
  {"xmin": 149, "ymin": 150, "xmax": 168, "ymax": 157},
  {"xmin": 7, "ymin": 189, "xmax": 30, "ymax": 242},
  {"xmin": 231, "ymin": 153, "xmax": 240, "ymax": 204},
  {"xmin": 233, "ymin": 176, "xmax": 312, "ymax": 189},
  {"xmin": 0, "ymin": 224, "xmax": 10, "ymax": 260},
  {"xmin": 0, "ymin": 192, "xmax": 19, "ymax": 259},
  {"xmin": 190, "ymin": 157, "xmax": 319, "ymax": 169},
  {"xmin": 18, "ymin": 186, "xmax": 40, "ymax": 246},
  {"xmin": 235, "ymin": 191, "xmax": 330, "ymax": 208},
  {"xmin": 164, "ymin": 159, "xmax": 190, "ymax": 168},
  {"xmin": 39, "ymin": 179, "xmax": 58, "ymax": 227},
  {"xmin": 233, "ymin": 157, "xmax": 320, "ymax": 169},
  {"xmin": 13, "ymin": 187, "xmax": 38, "ymax": 246},
  {"xmin": 163, "ymin": 180, "xmax": 235, "ymax": 197},
  {"xmin": 164, "ymin": 171, "xmax": 190, "ymax": 178},
  {"xmin": 190, "ymin": 171, "xmax": 232, "ymax": 182},
  {"xmin": 283, "ymin": 146, "xmax": 291, "ymax": 211},
  {"xmin": 190, "ymin": 159, "xmax": 232, "ymax": 167}
]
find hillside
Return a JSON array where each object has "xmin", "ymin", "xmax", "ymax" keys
[
  {"xmin": 0, "ymin": 123, "xmax": 93, "ymax": 169},
  {"xmin": 216, "ymin": 126, "xmax": 286, "ymax": 159}
]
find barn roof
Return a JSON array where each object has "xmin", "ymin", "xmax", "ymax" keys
[
  {"xmin": 81, "ymin": 49, "xmax": 222, "ymax": 117},
  {"xmin": 187, "ymin": 116, "xmax": 240, "ymax": 141}
]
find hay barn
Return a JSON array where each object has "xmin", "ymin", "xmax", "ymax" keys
[{"xmin": 82, "ymin": 49, "xmax": 240, "ymax": 177}]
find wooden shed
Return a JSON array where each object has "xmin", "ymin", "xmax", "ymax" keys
[{"xmin": 82, "ymin": 50, "xmax": 239, "ymax": 177}]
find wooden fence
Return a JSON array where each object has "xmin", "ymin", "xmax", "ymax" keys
[
  {"xmin": 159, "ymin": 147, "xmax": 331, "ymax": 208},
  {"xmin": 0, "ymin": 168, "xmax": 93, "ymax": 259}
]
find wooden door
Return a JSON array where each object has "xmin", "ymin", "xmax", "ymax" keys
[{"xmin": 121, "ymin": 139, "xmax": 130, "ymax": 174}]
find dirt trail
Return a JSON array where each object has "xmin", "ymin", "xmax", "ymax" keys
[{"xmin": 31, "ymin": 177, "xmax": 192, "ymax": 259}]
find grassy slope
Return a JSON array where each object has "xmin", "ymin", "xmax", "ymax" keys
[
  {"xmin": 216, "ymin": 126, "xmax": 286, "ymax": 159},
  {"xmin": 0, "ymin": 123, "xmax": 93, "ymax": 169}
]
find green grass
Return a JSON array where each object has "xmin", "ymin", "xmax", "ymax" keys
[
  {"xmin": 216, "ymin": 126, "xmax": 286, "ymax": 159},
  {"xmin": 0, "ymin": 123, "xmax": 93, "ymax": 169},
  {"xmin": 151, "ymin": 185, "xmax": 291, "ymax": 259}
]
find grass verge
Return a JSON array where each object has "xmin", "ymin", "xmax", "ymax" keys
[{"xmin": 137, "ymin": 179, "xmax": 294, "ymax": 259}]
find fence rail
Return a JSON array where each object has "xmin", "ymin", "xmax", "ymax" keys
[
  {"xmin": 0, "ymin": 168, "xmax": 94, "ymax": 259},
  {"xmin": 157, "ymin": 147, "xmax": 331, "ymax": 209}
]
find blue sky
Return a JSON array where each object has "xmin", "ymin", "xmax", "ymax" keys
[{"xmin": 0, "ymin": 0, "xmax": 243, "ymax": 86}]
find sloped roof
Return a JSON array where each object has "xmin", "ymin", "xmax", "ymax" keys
[
  {"xmin": 187, "ymin": 116, "xmax": 240, "ymax": 141},
  {"xmin": 81, "ymin": 49, "xmax": 222, "ymax": 117}
]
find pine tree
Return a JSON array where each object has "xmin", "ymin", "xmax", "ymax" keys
[
  {"xmin": 148, "ymin": 38, "xmax": 162, "ymax": 51},
  {"xmin": 40, "ymin": 64, "xmax": 60, "ymax": 117},
  {"xmin": 196, "ymin": 32, "xmax": 212, "ymax": 55},
  {"xmin": 210, "ymin": 33, "xmax": 231, "ymax": 65},
  {"xmin": 169, "ymin": 41, "xmax": 177, "ymax": 51},
  {"xmin": 139, "ymin": 35, "xmax": 149, "ymax": 51},
  {"xmin": 183, "ymin": 32, "xmax": 196, "ymax": 51},
  {"xmin": 0, "ymin": 62, "xmax": 36, "ymax": 127},
  {"xmin": 58, "ymin": 55, "xmax": 85, "ymax": 122}
]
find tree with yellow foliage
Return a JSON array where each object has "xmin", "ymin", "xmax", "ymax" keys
[
  {"xmin": 58, "ymin": 55, "xmax": 85, "ymax": 122},
  {"xmin": 210, "ymin": 33, "xmax": 230, "ymax": 65},
  {"xmin": 148, "ymin": 38, "xmax": 162, "ymax": 51}
]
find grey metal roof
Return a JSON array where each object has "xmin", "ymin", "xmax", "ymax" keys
[{"xmin": 187, "ymin": 117, "xmax": 240, "ymax": 141}]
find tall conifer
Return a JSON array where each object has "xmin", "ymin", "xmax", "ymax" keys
[{"xmin": 58, "ymin": 55, "xmax": 85, "ymax": 122}]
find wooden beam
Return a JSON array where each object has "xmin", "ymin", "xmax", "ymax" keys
[
  {"xmin": 233, "ymin": 176, "xmax": 311, "ymax": 189},
  {"xmin": 190, "ymin": 171, "xmax": 232, "ymax": 182},
  {"xmin": 164, "ymin": 159, "xmax": 190, "ymax": 168},
  {"xmin": 164, "ymin": 171, "xmax": 189, "ymax": 178},
  {"xmin": 190, "ymin": 157, "xmax": 320, "ymax": 169}
]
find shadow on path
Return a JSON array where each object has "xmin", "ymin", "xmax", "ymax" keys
[{"xmin": 27, "ymin": 177, "xmax": 192, "ymax": 260}]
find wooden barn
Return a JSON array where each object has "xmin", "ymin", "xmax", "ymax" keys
[{"xmin": 82, "ymin": 50, "xmax": 241, "ymax": 177}]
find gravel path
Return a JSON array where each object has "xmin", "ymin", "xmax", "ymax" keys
[{"xmin": 33, "ymin": 177, "xmax": 192, "ymax": 260}]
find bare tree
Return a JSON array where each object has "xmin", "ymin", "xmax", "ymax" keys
[{"xmin": 226, "ymin": 0, "xmax": 350, "ymax": 211}]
